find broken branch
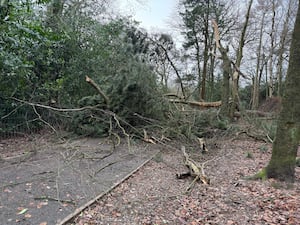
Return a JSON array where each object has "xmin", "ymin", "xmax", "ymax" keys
[
  {"xmin": 169, "ymin": 99, "xmax": 221, "ymax": 108},
  {"xmin": 85, "ymin": 75, "xmax": 109, "ymax": 105},
  {"xmin": 178, "ymin": 146, "xmax": 210, "ymax": 193}
]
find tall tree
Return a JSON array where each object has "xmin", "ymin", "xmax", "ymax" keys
[
  {"xmin": 276, "ymin": 0, "xmax": 294, "ymax": 96},
  {"xmin": 267, "ymin": 0, "xmax": 277, "ymax": 98},
  {"xmin": 180, "ymin": 0, "xmax": 226, "ymax": 101},
  {"xmin": 229, "ymin": 0, "xmax": 253, "ymax": 119},
  {"xmin": 265, "ymin": 0, "xmax": 300, "ymax": 182},
  {"xmin": 251, "ymin": 1, "xmax": 268, "ymax": 110}
]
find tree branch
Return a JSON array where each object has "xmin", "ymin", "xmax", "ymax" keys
[{"xmin": 85, "ymin": 76, "xmax": 109, "ymax": 106}]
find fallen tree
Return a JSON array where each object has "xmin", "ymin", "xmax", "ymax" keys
[{"xmin": 169, "ymin": 99, "xmax": 222, "ymax": 109}]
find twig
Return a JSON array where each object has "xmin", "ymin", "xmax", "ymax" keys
[
  {"xmin": 266, "ymin": 134, "xmax": 274, "ymax": 143},
  {"xmin": 32, "ymin": 105, "xmax": 57, "ymax": 133},
  {"xmin": 1, "ymin": 175, "xmax": 55, "ymax": 189},
  {"xmin": 108, "ymin": 117, "xmax": 120, "ymax": 150},
  {"xmin": 93, "ymin": 161, "xmax": 119, "ymax": 176},
  {"xmin": 1, "ymin": 103, "xmax": 24, "ymax": 119},
  {"xmin": 186, "ymin": 176, "xmax": 200, "ymax": 193},
  {"xmin": 34, "ymin": 196, "xmax": 75, "ymax": 205},
  {"xmin": 112, "ymin": 113, "xmax": 131, "ymax": 152}
]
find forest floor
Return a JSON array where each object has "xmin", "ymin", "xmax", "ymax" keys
[
  {"xmin": 70, "ymin": 136, "xmax": 300, "ymax": 225},
  {"xmin": 0, "ymin": 131, "xmax": 299, "ymax": 225}
]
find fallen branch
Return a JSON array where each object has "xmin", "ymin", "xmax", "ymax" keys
[
  {"xmin": 164, "ymin": 93, "xmax": 185, "ymax": 100},
  {"xmin": 169, "ymin": 99, "xmax": 222, "ymax": 108},
  {"xmin": 11, "ymin": 97, "xmax": 102, "ymax": 112},
  {"xmin": 177, "ymin": 146, "xmax": 210, "ymax": 193},
  {"xmin": 93, "ymin": 161, "xmax": 119, "ymax": 176},
  {"xmin": 34, "ymin": 196, "xmax": 75, "ymax": 205}
]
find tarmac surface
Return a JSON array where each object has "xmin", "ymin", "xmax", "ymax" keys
[{"xmin": 0, "ymin": 135, "xmax": 156, "ymax": 225}]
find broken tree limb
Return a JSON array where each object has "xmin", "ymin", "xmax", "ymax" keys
[
  {"xmin": 178, "ymin": 146, "xmax": 210, "ymax": 192},
  {"xmin": 197, "ymin": 137, "xmax": 208, "ymax": 153},
  {"xmin": 169, "ymin": 99, "xmax": 221, "ymax": 108},
  {"xmin": 164, "ymin": 93, "xmax": 185, "ymax": 100},
  {"xmin": 85, "ymin": 75, "xmax": 109, "ymax": 106},
  {"xmin": 11, "ymin": 97, "xmax": 102, "ymax": 112}
]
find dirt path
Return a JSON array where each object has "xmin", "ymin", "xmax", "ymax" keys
[
  {"xmin": 71, "ymin": 139, "xmax": 300, "ymax": 225},
  {"xmin": 0, "ymin": 134, "xmax": 157, "ymax": 225}
]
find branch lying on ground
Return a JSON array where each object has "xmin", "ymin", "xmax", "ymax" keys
[
  {"xmin": 11, "ymin": 97, "xmax": 102, "ymax": 112},
  {"xmin": 177, "ymin": 146, "xmax": 210, "ymax": 193},
  {"xmin": 34, "ymin": 196, "xmax": 75, "ymax": 205}
]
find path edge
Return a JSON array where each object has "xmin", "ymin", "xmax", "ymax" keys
[{"xmin": 56, "ymin": 151, "xmax": 159, "ymax": 225}]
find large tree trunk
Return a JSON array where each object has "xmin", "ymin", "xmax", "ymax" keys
[{"xmin": 266, "ymin": 0, "xmax": 300, "ymax": 182}]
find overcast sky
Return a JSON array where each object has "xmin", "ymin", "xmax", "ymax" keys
[{"xmin": 115, "ymin": 0, "xmax": 179, "ymax": 32}]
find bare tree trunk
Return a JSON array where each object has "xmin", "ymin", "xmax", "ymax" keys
[
  {"xmin": 252, "ymin": 12, "xmax": 266, "ymax": 110},
  {"xmin": 229, "ymin": 0, "xmax": 253, "ymax": 119},
  {"xmin": 195, "ymin": 37, "xmax": 202, "ymax": 100},
  {"xmin": 212, "ymin": 20, "xmax": 231, "ymax": 118},
  {"xmin": 209, "ymin": 43, "xmax": 216, "ymax": 101},
  {"xmin": 266, "ymin": 0, "xmax": 300, "ymax": 182},
  {"xmin": 268, "ymin": 0, "xmax": 276, "ymax": 98},
  {"xmin": 201, "ymin": 27, "xmax": 209, "ymax": 101},
  {"xmin": 276, "ymin": 0, "xmax": 292, "ymax": 97},
  {"xmin": 200, "ymin": 0, "xmax": 210, "ymax": 101}
]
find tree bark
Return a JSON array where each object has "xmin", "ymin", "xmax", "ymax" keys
[
  {"xmin": 252, "ymin": 11, "xmax": 266, "ymax": 110},
  {"xmin": 229, "ymin": 0, "xmax": 253, "ymax": 119},
  {"xmin": 267, "ymin": 0, "xmax": 276, "ymax": 98},
  {"xmin": 276, "ymin": 0, "xmax": 292, "ymax": 97},
  {"xmin": 266, "ymin": 0, "xmax": 300, "ymax": 182},
  {"xmin": 212, "ymin": 20, "xmax": 231, "ymax": 118},
  {"xmin": 200, "ymin": 0, "xmax": 210, "ymax": 101}
]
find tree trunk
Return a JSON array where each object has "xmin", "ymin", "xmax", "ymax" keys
[
  {"xmin": 209, "ymin": 42, "xmax": 216, "ymax": 101},
  {"xmin": 200, "ymin": 0, "xmax": 210, "ymax": 101},
  {"xmin": 276, "ymin": 0, "xmax": 292, "ymax": 97},
  {"xmin": 195, "ymin": 34, "xmax": 203, "ymax": 101},
  {"xmin": 266, "ymin": 0, "xmax": 300, "ymax": 182},
  {"xmin": 268, "ymin": 0, "xmax": 276, "ymax": 98},
  {"xmin": 229, "ymin": 0, "xmax": 253, "ymax": 119},
  {"xmin": 201, "ymin": 29, "xmax": 209, "ymax": 101},
  {"xmin": 252, "ymin": 12, "xmax": 266, "ymax": 110}
]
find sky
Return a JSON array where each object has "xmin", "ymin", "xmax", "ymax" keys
[{"xmin": 115, "ymin": 0, "xmax": 179, "ymax": 32}]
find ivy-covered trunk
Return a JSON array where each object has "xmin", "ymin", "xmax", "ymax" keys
[{"xmin": 266, "ymin": 0, "xmax": 300, "ymax": 182}]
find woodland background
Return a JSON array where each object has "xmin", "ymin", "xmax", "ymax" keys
[{"xmin": 0, "ymin": 0, "xmax": 297, "ymax": 140}]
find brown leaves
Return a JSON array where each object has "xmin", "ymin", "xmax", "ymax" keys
[{"xmin": 72, "ymin": 140, "xmax": 300, "ymax": 225}]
